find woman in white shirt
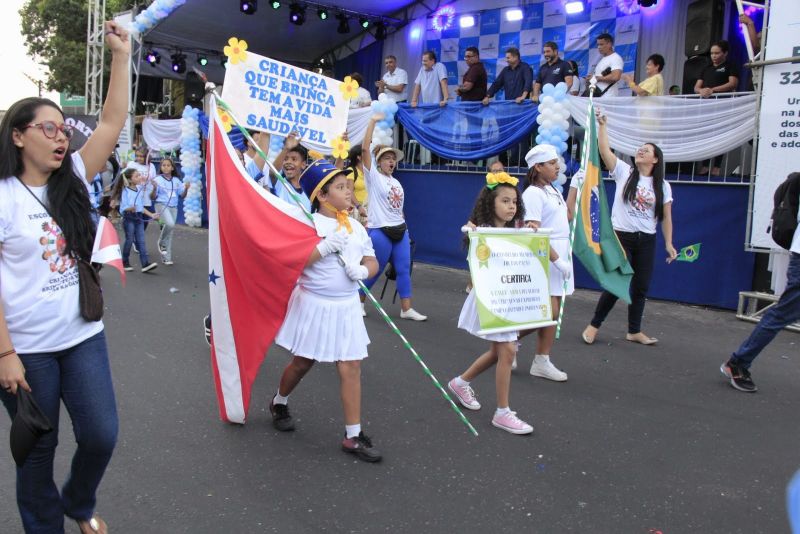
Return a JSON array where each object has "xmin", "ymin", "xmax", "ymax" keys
[
  {"xmin": 0, "ymin": 21, "xmax": 129, "ymax": 534},
  {"xmin": 572, "ymin": 113, "xmax": 677, "ymax": 346}
]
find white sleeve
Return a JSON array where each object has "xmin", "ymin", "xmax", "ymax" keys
[
  {"xmin": 398, "ymin": 69, "xmax": 408, "ymax": 84},
  {"xmin": 522, "ymin": 187, "xmax": 544, "ymax": 222},
  {"xmin": 611, "ymin": 159, "xmax": 631, "ymax": 185},
  {"xmin": 360, "ymin": 226, "xmax": 376, "ymax": 257},
  {"xmin": 436, "ymin": 63, "xmax": 448, "ymax": 81},
  {"xmin": 414, "ymin": 69, "xmax": 422, "ymax": 85},
  {"xmin": 662, "ymin": 180, "xmax": 673, "ymax": 204},
  {"xmin": 611, "ymin": 53, "xmax": 624, "ymax": 71}
]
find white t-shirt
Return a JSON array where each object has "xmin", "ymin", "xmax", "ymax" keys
[
  {"xmin": 364, "ymin": 163, "xmax": 405, "ymax": 228},
  {"xmin": 608, "ymin": 159, "xmax": 673, "ymax": 234},
  {"xmin": 414, "ymin": 62, "xmax": 448, "ymax": 104},
  {"xmin": 125, "ymin": 160, "xmax": 158, "ymax": 181},
  {"xmin": 522, "ymin": 184, "xmax": 571, "ymax": 239},
  {"xmin": 383, "ymin": 68, "xmax": 409, "ymax": 102},
  {"xmin": 298, "ymin": 213, "xmax": 375, "ymax": 298},
  {"xmin": 350, "ymin": 87, "xmax": 373, "ymax": 109},
  {"xmin": 594, "ymin": 52, "xmax": 624, "ymax": 97},
  {"xmin": 0, "ymin": 152, "xmax": 104, "ymax": 353}
]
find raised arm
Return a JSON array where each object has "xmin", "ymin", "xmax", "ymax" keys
[
  {"xmin": 362, "ymin": 114, "xmax": 384, "ymax": 171},
  {"xmin": 596, "ymin": 113, "xmax": 617, "ymax": 170},
  {"xmin": 78, "ymin": 21, "xmax": 130, "ymax": 180},
  {"xmin": 251, "ymin": 131, "xmax": 271, "ymax": 174}
]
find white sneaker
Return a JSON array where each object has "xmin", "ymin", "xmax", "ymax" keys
[
  {"xmin": 530, "ymin": 358, "xmax": 568, "ymax": 382},
  {"xmin": 400, "ymin": 308, "xmax": 427, "ymax": 321},
  {"xmin": 511, "ymin": 356, "xmax": 518, "ymax": 370},
  {"xmin": 361, "ymin": 303, "xmax": 367, "ymax": 317}
]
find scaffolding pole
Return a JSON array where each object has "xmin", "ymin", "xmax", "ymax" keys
[{"xmin": 85, "ymin": 0, "xmax": 106, "ymax": 116}]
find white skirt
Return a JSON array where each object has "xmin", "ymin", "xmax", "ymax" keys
[
  {"xmin": 275, "ymin": 286, "xmax": 370, "ymax": 362},
  {"xmin": 550, "ymin": 238, "xmax": 575, "ymax": 297},
  {"xmin": 457, "ymin": 291, "xmax": 519, "ymax": 343}
]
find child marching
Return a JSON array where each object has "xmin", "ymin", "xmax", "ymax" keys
[
  {"xmin": 111, "ymin": 168, "xmax": 158, "ymax": 272},
  {"xmin": 269, "ymin": 160, "xmax": 382, "ymax": 462},
  {"xmin": 150, "ymin": 157, "xmax": 189, "ymax": 265},
  {"xmin": 447, "ymin": 172, "xmax": 535, "ymax": 435}
]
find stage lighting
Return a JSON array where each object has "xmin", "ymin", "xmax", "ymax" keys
[
  {"xmin": 289, "ymin": 3, "xmax": 306, "ymax": 25},
  {"xmin": 359, "ymin": 17, "xmax": 370, "ymax": 29},
  {"xmin": 505, "ymin": 8, "xmax": 523, "ymax": 21},
  {"xmin": 145, "ymin": 50, "xmax": 160, "ymax": 65},
  {"xmin": 317, "ymin": 8, "xmax": 328, "ymax": 20},
  {"xmin": 336, "ymin": 13, "xmax": 350, "ymax": 34},
  {"xmin": 171, "ymin": 53, "xmax": 186, "ymax": 74},
  {"xmin": 374, "ymin": 21, "xmax": 387, "ymax": 40},
  {"xmin": 270, "ymin": 1, "xmax": 281, "ymax": 8},
  {"xmin": 459, "ymin": 15, "xmax": 475, "ymax": 28},
  {"xmin": 198, "ymin": 55, "xmax": 208, "ymax": 66},
  {"xmin": 637, "ymin": 0, "xmax": 657, "ymax": 6},
  {"xmin": 565, "ymin": 1, "xmax": 584, "ymax": 14},
  {"xmin": 240, "ymin": 0, "xmax": 257, "ymax": 15}
]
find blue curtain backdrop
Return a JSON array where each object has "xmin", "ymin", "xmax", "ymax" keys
[
  {"xmin": 333, "ymin": 40, "xmax": 384, "ymax": 101},
  {"xmin": 397, "ymin": 101, "xmax": 540, "ymax": 160}
]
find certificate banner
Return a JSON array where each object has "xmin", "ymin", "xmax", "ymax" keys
[
  {"xmin": 467, "ymin": 229, "xmax": 555, "ymax": 335},
  {"xmin": 221, "ymin": 50, "xmax": 349, "ymax": 149}
]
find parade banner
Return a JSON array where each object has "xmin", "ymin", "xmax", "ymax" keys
[
  {"xmin": 467, "ymin": 228, "xmax": 556, "ymax": 335},
  {"xmin": 220, "ymin": 38, "xmax": 350, "ymax": 150},
  {"xmin": 750, "ymin": 1, "xmax": 800, "ymax": 248}
]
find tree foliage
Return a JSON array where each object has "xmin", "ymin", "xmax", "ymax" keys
[{"xmin": 20, "ymin": 0, "xmax": 138, "ymax": 95}]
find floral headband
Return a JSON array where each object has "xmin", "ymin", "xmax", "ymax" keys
[{"xmin": 485, "ymin": 172, "xmax": 518, "ymax": 190}]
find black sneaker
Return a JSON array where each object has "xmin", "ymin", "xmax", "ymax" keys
[
  {"xmin": 203, "ymin": 315, "xmax": 212, "ymax": 346},
  {"xmin": 720, "ymin": 360, "xmax": 758, "ymax": 392},
  {"xmin": 123, "ymin": 263, "xmax": 134, "ymax": 272},
  {"xmin": 341, "ymin": 432, "xmax": 382, "ymax": 463},
  {"xmin": 269, "ymin": 399, "xmax": 295, "ymax": 431}
]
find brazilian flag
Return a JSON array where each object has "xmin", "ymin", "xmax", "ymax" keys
[
  {"xmin": 677, "ymin": 243, "xmax": 701, "ymax": 262},
  {"xmin": 571, "ymin": 104, "xmax": 634, "ymax": 303}
]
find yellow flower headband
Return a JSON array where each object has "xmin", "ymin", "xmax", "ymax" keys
[{"xmin": 485, "ymin": 172, "xmax": 518, "ymax": 190}]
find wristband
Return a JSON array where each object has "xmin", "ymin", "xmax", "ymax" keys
[{"xmin": 0, "ymin": 349, "xmax": 17, "ymax": 359}]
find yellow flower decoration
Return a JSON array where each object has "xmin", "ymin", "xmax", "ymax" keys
[
  {"xmin": 307, "ymin": 149, "xmax": 325, "ymax": 161},
  {"xmin": 217, "ymin": 109, "xmax": 233, "ymax": 133},
  {"xmin": 339, "ymin": 76, "xmax": 359, "ymax": 101},
  {"xmin": 330, "ymin": 136, "xmax": 351, "ymax": 160},
  {"xmin": 485, "ymin": 171, "xmax": 518, "ymax": 189},
  {"xmin": 223, "ymin": 37, "xmax": 248, "ymax": 65}
]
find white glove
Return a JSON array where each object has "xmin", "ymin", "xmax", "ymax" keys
[
  {"xmin": 344, "ymin": 263, "xmax": 369, "ymax": 281},
  {"xmin": 553, "ymin": 257, "xmax": 572, "ymax": 280},
  {"xmin": 316, "ymin": 232, "xmax": 348, "ymax": 257}
]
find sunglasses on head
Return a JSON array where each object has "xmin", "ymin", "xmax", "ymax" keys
[{"xmin": 23, "ymin": 121, "xmax": 74, "ymax": 140}]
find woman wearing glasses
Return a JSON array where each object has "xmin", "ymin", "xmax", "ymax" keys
[{"xmin": 0, "ymin": 21, "xmax": 129, "ymax": 534}]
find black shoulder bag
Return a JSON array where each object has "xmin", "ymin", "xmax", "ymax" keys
[{"xmin": 16, "ymin": 178, "xmax": 103, "ymax": 322}]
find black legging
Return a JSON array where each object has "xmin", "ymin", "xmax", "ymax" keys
[{"xmin": 591, "ymin": 230, "xmax": 656, "ymax": 334}]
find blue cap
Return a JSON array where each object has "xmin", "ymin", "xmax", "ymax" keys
[{"xmin": 298, "ymin": 159, "xmax": 347, "ymax": 201}]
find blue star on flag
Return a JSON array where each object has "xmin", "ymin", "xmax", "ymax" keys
[{"xmin": 209, "ymin": 270, "xmax": 221, "ymax": 285}]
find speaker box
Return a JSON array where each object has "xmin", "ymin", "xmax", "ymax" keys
[
  {"xmin": 185, "ymin": 72, "xmax": 204, "ymax": 107},
  {"xmin": 685, "ymin": 0, "xmax": 725, "ymax": 57},
  {"xmin": 682, "ymin": 55, "xmax": 710, "ymax": 95}
]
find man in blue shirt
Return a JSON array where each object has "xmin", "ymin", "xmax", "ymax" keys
[{"xmin": 532, "ymin": 41, "xmax": 575, "ymax": 103}]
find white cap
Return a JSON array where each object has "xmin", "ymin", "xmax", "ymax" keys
[{"xmin": 525, "ymin": 144, "xmax": 559, "ymax": 167}]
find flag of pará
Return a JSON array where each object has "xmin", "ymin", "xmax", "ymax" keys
[
  {"xmin": 207, "ymin": 98, "xmax": 320, "ymax": 424},
  {"xmin": 90, "ymin": 216, "xmax": 126, "ymax": 285},
  {"xmin": 571, "ymin": 103, "xmax": 633, "ymax": 303}
]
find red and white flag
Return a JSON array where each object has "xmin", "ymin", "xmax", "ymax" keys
[
  {"xmin": 90, "ymin": 216, "xmax": 126, "ymax": 286},
  {"xmin": 207, "ymin": 98, "xmax": 320, "ymax": 424}
]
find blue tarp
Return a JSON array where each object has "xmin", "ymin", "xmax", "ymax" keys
[{"xmin": 397, "ymin": 101, "xmax": 539, "ymax": 160}]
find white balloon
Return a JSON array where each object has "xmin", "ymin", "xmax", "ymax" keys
[{"xmin": 542, "ymin": 95, "xmax": 555, "ymax": 106}]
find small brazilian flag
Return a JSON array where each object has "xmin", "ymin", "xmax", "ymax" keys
[{"xmin": 677, "ymin": 243, "xmax": 701, "ymax": 262}]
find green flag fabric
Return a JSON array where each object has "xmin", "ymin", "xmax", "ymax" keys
[
  {"xmin": 676, "ymin": 243, "xmax": 701, "ymax": 262},
  {"xmin": 571, "ymin": 104, "xmax": 634, "ymax": 303}
]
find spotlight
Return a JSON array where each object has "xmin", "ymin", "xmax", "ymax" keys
[
  {"xmin": 270, "ymin": 1, "xmax": 281, "ymax": 8},
  {"xmin": 170, "ymin": 53, "xmax": 186, "ymax": 74},
  {"xmin": 198, "ymin": 55, "xmax": 208, "ymax": 66},
  {"xmin": 459, "ymin": 15, "xmax": 475, "ymax": 28},
  {"xmin": 359, "ymin": 17, "xmax": 370, "ymax": 29},
  {"xmin": 145, "ymin": 50, "xmax": 160, "ymax": 65},
  {"xmin": 336, "ymin": 13, "xmax": 350, "ymax": 33},
  {"xmin": 289, "ymin": 3, "xmax": 305, "ymax": 25},
  {"xmin": 637, "ymin": 0, "xmax": 657, "ymax": 6},
  {"xmin": 240, "ymin": 0, "xmax": 257, "ymax": 15},
  {"xmin": 505, "ymin": 8, "xmax": 523, "ymax": 21},
  {"xmin": 374, "ymin": 21, "xmax": 387, "ymax": 40},
  {"xmin": 317, "ymin": 7, "xmax": 328, "ymax": 20},
  {"xmin": 565, "ymin": 1, "xmax": 585, "ymax": 14}
]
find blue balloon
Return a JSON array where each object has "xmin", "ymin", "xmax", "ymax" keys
[
  {"xmin": 535, "ymin": 134, "xmax": 544, "ymax": 145},
  {"xmin": 542, "ymin": 83, "xmax": 555, "ymax": 96}
]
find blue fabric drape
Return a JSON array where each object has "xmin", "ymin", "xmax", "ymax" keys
[
  {"xmin": 396, "ymin": 101, "xmax": 539, "ymax": 160},
  {"xmin": 334, "ymin": 40, "xmax": 384, "ymax": 102},
  {"xmin": 198, "ymin": 111, "xmax": 245, "ymax": 150}
]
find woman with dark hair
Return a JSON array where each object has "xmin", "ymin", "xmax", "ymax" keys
[
  {"xmin": 345, "ymin": 143, "xmax": 368, "ymax": 225},
  {"xmin": 623, "ymin": 53, "xmax": 665, "ymax": 96},
  {"xmin": 569, "ymin": 113, "xmax": 677, "ymax": 346},
  {"xmin": 0, "ymin": 21, "xmax": 129, "ymax": 533},
  {"xmin": 348, "ymin": 72, "xmax": 373, "ymax": 109}
]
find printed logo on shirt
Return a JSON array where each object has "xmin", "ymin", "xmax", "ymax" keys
[
  {"xmin": 628, "ymin": 186, "xmax": 656, "ymax": 219},
  {"xmin": 387, "ymin": 185, "xmax": 404, "ymax": 210},
  {"xmin": 38, "ymin": 218, "xmax": 76, "ymax": 274}
]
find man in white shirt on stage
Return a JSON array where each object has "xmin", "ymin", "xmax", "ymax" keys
[
  {"xmin": 589, "ymin": 33, "xmax": 624, "ymax": 97},
  {"xmin": 376, "ymin": 55, "xmax": 408, "ymax": 103}
]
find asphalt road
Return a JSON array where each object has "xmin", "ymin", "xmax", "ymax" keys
[{"xmin": 1, "ymin": 225, "xmax": 799, "ymax": 533}]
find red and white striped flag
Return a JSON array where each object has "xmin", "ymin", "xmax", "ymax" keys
[
  {"xmin": 90, "ymin": 216, "xmax": 126, "ymax": 286},
  {"xmin": 207, "ymin": 98, "xmax": 320, "ymax": 424}
]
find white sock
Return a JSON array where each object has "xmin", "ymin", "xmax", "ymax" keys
[
  {"xmin": 273, "ymin": 392, "xmax": 289, "ymax": 405},
  {"xmin": 453, "ymin": 376, "xmax": 469, "ymax": 387},
  {"xmin": 534, "ymin": 354, "xmax": 550, "ymax": 364},
  {"xmin": 495, "ymin": 407, "xmax": 511, "ymax": 415},
  {"xmin": 345, "ymin": 424, "xmax": 361, "ymax": 438}
]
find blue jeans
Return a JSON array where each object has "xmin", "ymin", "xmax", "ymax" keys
[
  {"xmin": 731, "ymin": 252, "xmax": 800, "ymax": 369},
  {"xmin": 122, "ymin": 212, "xmax": 150, "ymax": 266},
  {"xmin": 363, "ymin": 228, "xmax": 412, "ymax": 298},
  {"xmin": 0, "ymin": 331, "xmax": 118, "ymax": 533}
]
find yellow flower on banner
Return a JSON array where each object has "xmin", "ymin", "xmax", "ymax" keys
[
  {"xmin": 218, "ymin": 109, "xmax": 233, "ymax": 133},
  {"xmin": 307, "ymin": 149, "xmax": 325, "ymax": 161},
  {"xmin": 485, "ymin": 171, "xmax": 518, "ymax": 189},
  {"xmin": 223, "ymin": 37, "xmax": 248, "ymax": 65},
  {"xmin": 339, "ymin": 76, "xmax": 359, "ymax": 100},
  {"xmin": 330, "ymin": 136, "xmax": 351, "ymax": 160}
]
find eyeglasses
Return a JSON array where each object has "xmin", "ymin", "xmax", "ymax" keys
[
  {"xmin": 24, "ymin": 121, "xmax": 74, "ymax": 140},
  {"xmin": 464, "ymin": 54, "xmax": 476, "ymax": 58}
]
